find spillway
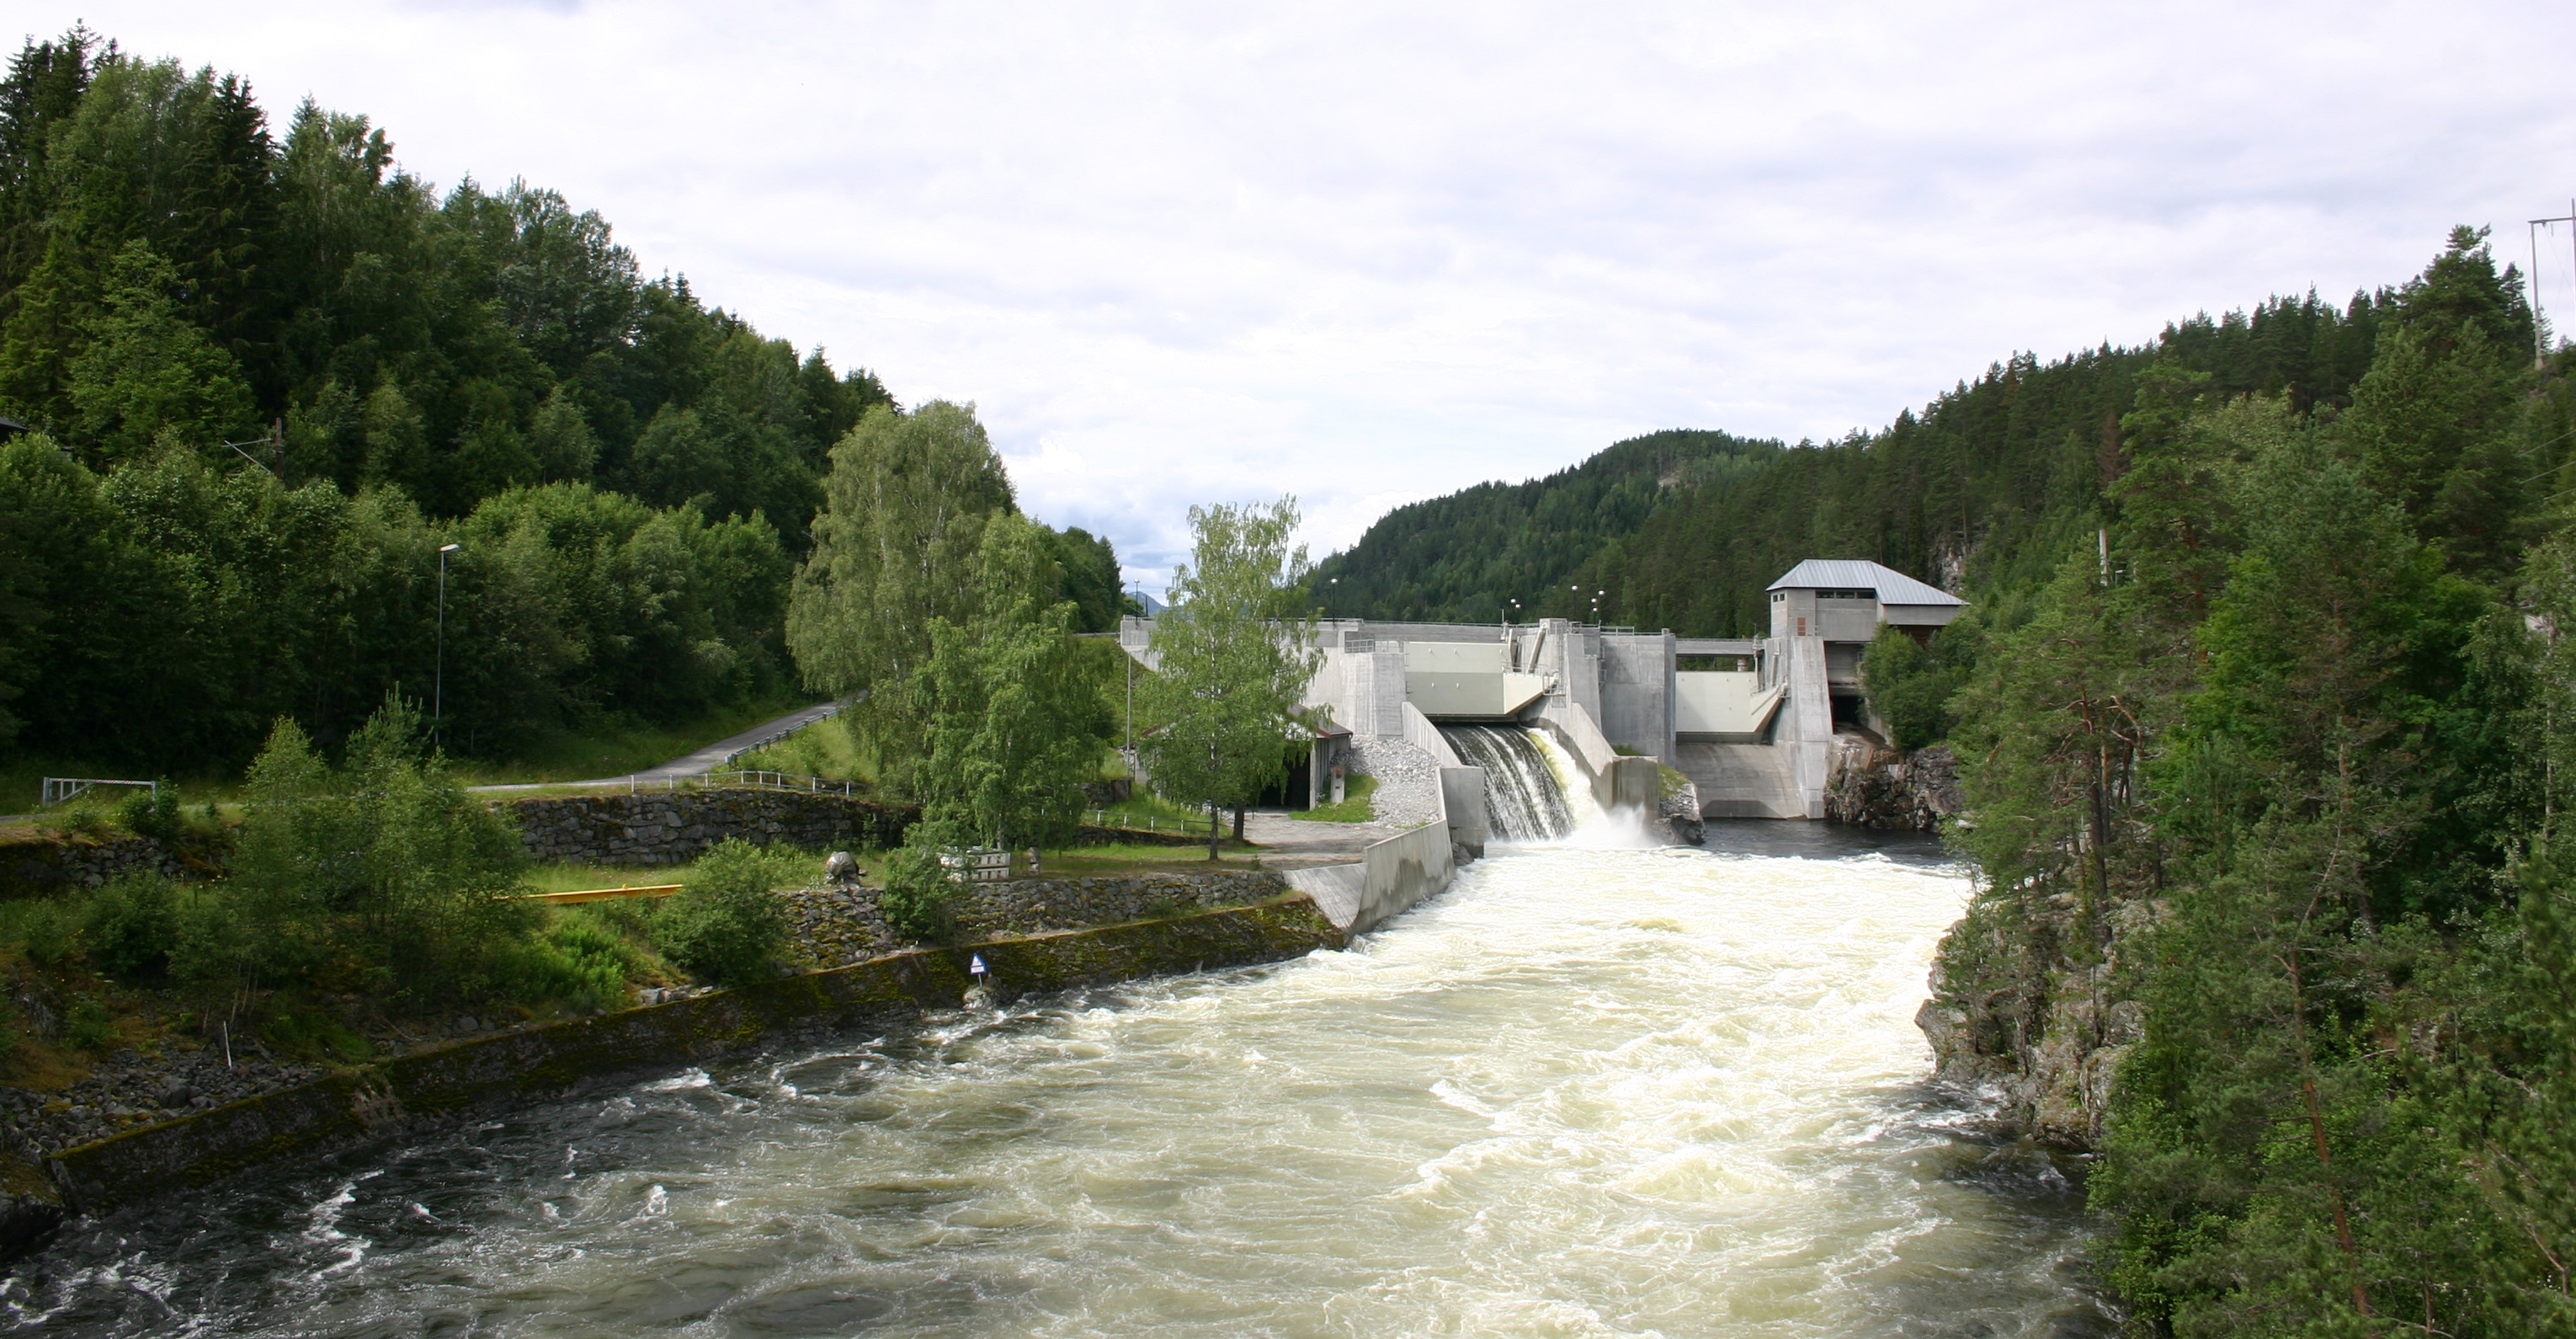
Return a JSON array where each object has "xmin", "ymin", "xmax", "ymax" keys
[
  {"xmin": 1443, "ymin": 723, "xmax": 1580, "ymax": 841},
  {"xmin": 6, "ymin": 833, "xmax": 2106, "ymax": 1337}
]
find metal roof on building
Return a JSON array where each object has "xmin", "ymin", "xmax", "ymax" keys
[{"xmin": 1766, "ymin": 559, "xmax": 1966, "ymax": 605}]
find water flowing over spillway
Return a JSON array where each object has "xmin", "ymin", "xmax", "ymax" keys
[
  {"xmin": 6, "ymin": 832, "xmax": 2108, "ymax": 1336},
  {"xmin": 1443, "ymin": 723, "xmax": 1578, "ymax": 840}
]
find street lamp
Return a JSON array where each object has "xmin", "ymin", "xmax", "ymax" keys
[{"xmin": 435, "ymin": 543, "xmax": 460, "ymax": 748}]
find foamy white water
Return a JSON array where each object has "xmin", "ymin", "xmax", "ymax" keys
[{"xmin": 5, "ymin": 839, "xmax": 2106, "ymax": 1336}]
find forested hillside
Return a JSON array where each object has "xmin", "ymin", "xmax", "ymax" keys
[
  {"xmin": 1317, "ymin": 289, "xmax": 2395, "ymax": 632},
  {"xmin": 0, "ymin": 28, "xmax": 1126, "ymax": 771}
]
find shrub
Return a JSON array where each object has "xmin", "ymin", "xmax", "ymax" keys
[
  {"xmin": 501, "ymin": 910, "xmax": 641, "ymax": 1012},
  {"xmin": 652, "ymin": 839, "xmax": 791, "ymax": 985},
  {"xmin": 82, "ymin": 873, "xmax": 178, "ymax": 981},
  {"xmin": 65, "ymin": 995, "xmax": 116, "ymax": 1051},
  {"xmin": 876, "ymin": 839, "xmax": 960, "ymax": 942},
  {"xmin": 0, "ymin": 896, "xmax": 82, "ymax": 965},
  {"xmin": 118, "ymin": 784, "xmax": 183, "ymax": 842}
]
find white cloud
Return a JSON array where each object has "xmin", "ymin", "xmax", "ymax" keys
[{"xmin": 34, "ymin": 0, "xmax": 2576, "ymax": 590}]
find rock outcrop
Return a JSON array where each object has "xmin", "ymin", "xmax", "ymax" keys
[
  {"xmin": 1823, "ymin": 740, "xmax": 1961, "ymax": 831},
  {"xmin": 1913, "ymin": 881, "xmax": 2158, "ymax": 1148}
]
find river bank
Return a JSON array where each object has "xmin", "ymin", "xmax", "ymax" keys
[
  {"xmin": 3, "ymin": 835, "xmax": 2110, "ymax": 1338},
  {"xmin": 0, "ymin": 868, "xmax": 1331, "ymax": 1261}
]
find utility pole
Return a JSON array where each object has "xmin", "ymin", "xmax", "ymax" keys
[
  {"xmin": 2531, "ymin": 204, "xmax": 2576, "ymax": 370},
  {"xmin": 435, "ymin": 543, "xmax": 460, "ymax": 750}
]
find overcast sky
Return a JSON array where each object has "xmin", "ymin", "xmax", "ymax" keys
[{"xmin": 30, "ymin": 2, "xmax": 2576, "ymax": 589}]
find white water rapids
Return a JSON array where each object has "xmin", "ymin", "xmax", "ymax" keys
[{"xmin": 5, "ymin": 829, "xmax": 2108, "ymax": 1336}]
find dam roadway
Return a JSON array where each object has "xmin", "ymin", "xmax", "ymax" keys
[{"xmin": 4, "ymin": 824, "xmax": 2106, "ymax": 1337}]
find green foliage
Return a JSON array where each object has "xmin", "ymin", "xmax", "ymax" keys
[
  {"xmin": 81, "ymin": 872, "xmax": 177, "ymax": 981},
  {"xmin": 913, "ymin": 516, "xmax": 1112, "ymax": 849},
  {"xmin": 1316, "ymin": 290, "xmax": 2423, "ymax": 633},
  {"xmin": 500, "ymin": 909, "xmax": 641, "ymax": 1013},
  {"xmin": 115, "ymin": 781, "xmax": 182, "ymax": 841},
  {"xmin": 876, "ymin": 834, "xmax": 961, "ymax": 942},
  {"xmin": 1138, "ymin": 499, "xmax": 1324, "ymax": 856},
  {"xmin": 786, "ymin": 401, "xmax": 1016, "ymax": 782},
  {"xmin": 0, "ymin": 28, "xmax": 928, "ymax": 771},
  {"xmin": 208, "ymin": 697, "xmax": 535, "ymax": 1001},
  {"xmin": 63, "ymin": 994, "xmax": 114, "ymax": 1051},
  {"xmin": 1290, "ymin": 774, "xmax": 1376, "ymax": 823},
  {"xmin": 1858, "ymin": 621, "xmax": 1978, "ymax": 750},
  {"xmin": 651, "ymin": 837, "xmax": 790, "ymax": 985},
  {"xmin": 1930, "ymin": 230, "xmax": 2576, "ymax": 1336},
  {"xmin": 0, "ymin": 894, "xmax": 77, "ymax": 963}
]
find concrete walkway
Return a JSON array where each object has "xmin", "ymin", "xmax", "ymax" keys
[
  {"xmin": 1237, "ymin": 808, "xmax": 1415, "ymax": 869},
  {"xmin": 469, "ymin": 701, "xmax": 841, "ymax": 794}
]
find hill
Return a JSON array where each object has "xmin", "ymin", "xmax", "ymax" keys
[{"xmin": 1316, "ymin": 287, "xmax": 2394, "ymax": 632}]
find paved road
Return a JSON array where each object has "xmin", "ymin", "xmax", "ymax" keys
[{"xmin": 468, "ymin": 700, "xmax": 841, "ymax": 793}]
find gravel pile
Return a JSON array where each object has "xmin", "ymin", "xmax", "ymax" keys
[{"xmin": 1343, "ymin": 737, "xmax": 1445, "ymax": 824}]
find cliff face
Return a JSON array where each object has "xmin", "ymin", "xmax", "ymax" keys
[
  {"xmin": 1823, "ymin": 740, "xmax": 1961, "ymax": 831},
  {"xmin": 1823, "ymin": 739, "xmax": 2141, "ymax": 1149},
  {"xmin": 1913, "ymin": 878, "xmax": 2158, "ymax": 1149}
]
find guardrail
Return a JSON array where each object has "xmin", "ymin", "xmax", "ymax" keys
[
  {"xmin": 40, "ymin": 777, "xmax": 157, "ymax": 808},
  {"xmin": 524, "ymin": 884, "xmax": 683, "ymax": 904},
  {"xmin": 614, "ymin": 770, "xmax": 860, "ymax": 796}
]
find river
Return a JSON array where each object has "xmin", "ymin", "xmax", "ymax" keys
[{"xmin": 5, "ymin": 823, "xmax": 2110, "ymax": 1336}]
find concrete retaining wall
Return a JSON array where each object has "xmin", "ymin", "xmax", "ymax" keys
[
  {"xmin": 43, "ymin": 896, "xmax": 1341, "ymax": 1216},
  {"xmin": 1354, "ymin": 821, "xmax": 1453, "ymax": 936},
  {"xmin": 1439, "ymin": 767, "xmax": 1488, "ymax": 859},
  {"xmin": 508, "ymin": 790, "xmax": 915, "ymax": 865}
]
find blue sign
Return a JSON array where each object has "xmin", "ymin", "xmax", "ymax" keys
[{"xmin": 969, "ymin": 954, "xmax": 987, "ymax": 976}]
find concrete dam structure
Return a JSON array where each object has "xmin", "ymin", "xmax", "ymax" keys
[{"xmin": 1120, "ymin": 557, "xmax": 1967, "ymax": 824}]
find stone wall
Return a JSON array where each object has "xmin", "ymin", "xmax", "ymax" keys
[
  {"xmin": 507, "ymin": 789, "xmax": 915, "ymax": 865},
  {"xmin": 0, "ymin": 835, "xmax": 214, "ymax": 897},
  {"xmin": 782, "ymin": 871, "xmax": 1293, "ymax": 966}
]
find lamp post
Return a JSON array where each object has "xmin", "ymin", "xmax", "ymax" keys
[
  {"xmin": 1125, "ymin": 582, "xmax": 1137, "ymax": 760},
  {"xmin": 435, "ymin": 543, "xmax": 460, "ymax": 748}
]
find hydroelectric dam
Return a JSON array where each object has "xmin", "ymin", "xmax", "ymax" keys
[{"xmin": 8, "ymin": 562, "xmax": 2114, "ymax": 1336}]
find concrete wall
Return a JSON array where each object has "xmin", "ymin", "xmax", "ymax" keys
[
  {"xmin": 1598, "ymin": 756, "xmax": 1662, "ymax": 813},
  {"xmin": 1597, "ymin": 631, "xmax": 1677, "ymax": 762},
  {"xmin": 1440, "ymin": 766, "xmax": 1488, "ymax": 859},
  {"xmin": 1401, "ymin": 702, "xmax": 1465, "ymax": 766},
  {"xmin": 1783, "ymin": 636, "xmax": 1834, "ymax": 819},
  {"xmin": 1355, "ymin": 820, "xmax": 1454, "ymax": 936}
]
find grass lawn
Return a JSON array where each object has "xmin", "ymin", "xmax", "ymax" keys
[
  {"xmin": 733, "ymin": 713, "xmax": 876, "ymax": 783},
  {"xmin": 1291, "ymin": 774, "xmax": 1376, "ymax": 823}
]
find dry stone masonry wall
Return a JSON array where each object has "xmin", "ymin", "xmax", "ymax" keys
[
  {"xmin": 0, "ymin": 835, "xmax": 208, "ymax": 895},
  {"xmin": 508, "ymin": 790, "xmax": 915, "ymax": 865},
  {"xmin": 783, "ymin": 871, "xmax": 1292, "ymax": 967}
]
